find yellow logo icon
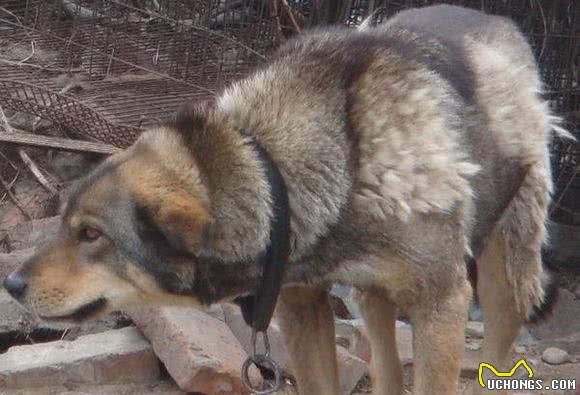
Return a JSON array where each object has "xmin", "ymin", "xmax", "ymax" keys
[{"xmin": 478, "ymin": 359, "xmax": 534, "ymax": 388}]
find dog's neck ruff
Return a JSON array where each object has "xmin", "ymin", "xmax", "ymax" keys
[{"xmin": 235, "ymin": 139, "xmax": 291, "ymax": 332}]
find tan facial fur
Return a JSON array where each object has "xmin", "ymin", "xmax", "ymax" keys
[
  {"xmin": 8, "ymin": 143, "xmax": 206, "ymax": 323},
  {"xmin": 18, "ymin": 239, "xmax": 200, "ymax": 323},
  {"xmin": 19, "ymin": 239, "xmax": 137, "ymax": 320},
  {"xmin": 119, "ymin": 140, "xmax": 212, "ymax": 255}
]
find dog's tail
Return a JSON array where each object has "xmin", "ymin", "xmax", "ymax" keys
[
  {"xmin": 498, "ymin": 161, "xmax": 554, "ymax": 322},
  {"xmin": 467, "ymin": 161, "xmax": 556, "ymax": 322},
  {"xmin": 471, "ymin": 161, "xmax": 562, "ymax": 325},
  {"xmin": 468, "ymin": 112, "xmax": 574, "ymax": 323}
]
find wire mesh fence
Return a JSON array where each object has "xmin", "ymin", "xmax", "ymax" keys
[
  {"xmin": 0, "ymin": 0, "xmax": 578, "ymax": 220},
  {"xmin": 0, "ymin": 0, "xmax": 278, "ymax": 146}
]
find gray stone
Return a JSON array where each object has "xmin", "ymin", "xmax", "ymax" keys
[
  {"xmin": 396, "ymin": 324, "xmax": 413, "ymax": 365},
  {"xmin": 515, "ymin": 345, "xmax": 527, "ymax": 354},
  {"xmin": 461, "ymin": 349, "xmax": 483, "ymax": 378},
  {"xmin": 330, "ymin": 285, "xmax": 361, "ymax": 318},
  {"xmin": 466, "ymin": 342, "xmax": 481, "ymax": 351},
  {"xmin": 335, "ymin": 319, "xmax": 370, "ymax": 363},
  {"xmin": 0, "ymin": 327, "xmax": 159, "ymax": 388},
  {"xmin": 338, "ymin": 320, "xmax": 413, "ymax": 366},
  {"xmin": 336, "ymin": 346, "xmax": 367, "ymax": 395},
  {"xmin": 466, "ymin": 321, "xmax": 484, "ymax": 338},
  {"xmin": 541, "ymin": 347, "xmax": 571, "ymax": 365},
  {"xmin": 468, "ymin": 303, "xmax": 483, "ymax": 322},
  {"xmin": 544, "ymin": 331, "xmax": 580, "ymax": 354},
  {"xmin": 396, "ymin": 320, "xmax": 411, "ymax": 328}
]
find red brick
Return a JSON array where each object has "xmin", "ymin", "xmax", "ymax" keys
[{"xmin": 130, "ymin": 307, "xmax": 260, "ymax": 395}]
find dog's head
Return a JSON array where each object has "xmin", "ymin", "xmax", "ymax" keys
[{"xmin": 3, "ymin": 127, "xmax": 212, "ymax": 324}]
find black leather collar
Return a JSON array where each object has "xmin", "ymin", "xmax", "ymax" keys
[{"xmin": 235, "ymin": 139, "xmax": 291, "ymax": 332}]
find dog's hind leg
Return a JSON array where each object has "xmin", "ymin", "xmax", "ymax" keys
[
  {"xmin": 358, "ymin": 290, "xmax": 403, "ymax": 395},
  {"xmin": 277, "ymin": 285, "xmax": 339, "ymax": 395},
  {"xmin": 410, "ymin": 280, "xmax": 470, "ymax": 395},
  {"xmin": 472, "ymin": 231, "xmax": 524, "ymax": 395}
]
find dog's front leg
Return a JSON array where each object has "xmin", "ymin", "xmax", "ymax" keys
[
  {"xmin": 358, "ymin": 290, "xmax": 403, "ymax": 395},
  {"xmin": 277, "ymin": 285, "xmax": 339, "ymax": 395},
  {"xmin": 410, "ymin": 281, "xmax": 470, "ymax": 395}
]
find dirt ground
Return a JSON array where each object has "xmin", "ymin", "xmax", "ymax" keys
[{"xmin": 1, "ymin": 363, "xmax": 578, "ymax": 395}]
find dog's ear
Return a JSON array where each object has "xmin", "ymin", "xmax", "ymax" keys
[
  {"xmin": 173, "ymin": 100, "xmax": 211, "ymax": 141},
  {"xmin": 134, "ymin": 189, "xmax": 212, "ymax": 255}
]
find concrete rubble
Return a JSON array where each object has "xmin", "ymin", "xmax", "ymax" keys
[{"xmin": 0, "ymin": 327, "xmax": 159, "ymax": 389}]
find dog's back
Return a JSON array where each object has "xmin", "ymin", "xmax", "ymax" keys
[
  {"xmin": 380, "ymin": 5, "xmax": 558, "ymax": 319},
  {"xmin": 359, "ymin": 5, "xmax": 549, "ymax": 254}
]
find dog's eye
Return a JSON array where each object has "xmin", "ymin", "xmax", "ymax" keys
[{"xmin": 80, "ymin": 227, "xmax": 102, "ymax": 242}]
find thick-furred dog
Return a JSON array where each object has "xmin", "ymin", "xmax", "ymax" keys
[{"xmin": 4, "ymin": 5, "xmax": 568, "ymax": 395}]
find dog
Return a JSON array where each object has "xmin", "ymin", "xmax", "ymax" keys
[{"xmin": 3, "ymin": 5, "xmax": 567, "ymax": 395}]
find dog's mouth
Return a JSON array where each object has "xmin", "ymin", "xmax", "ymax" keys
[{"xmin": 40, "ymin": 298, "xmax": 108, "ymax": 322}]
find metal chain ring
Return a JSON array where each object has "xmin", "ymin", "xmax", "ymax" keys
[{"xmin": 241, "ymin": 330, "xmax": 283, "ymax": 394}]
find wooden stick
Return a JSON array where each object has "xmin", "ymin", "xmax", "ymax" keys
[
  {"xmin": 61, "ymin": 0, "xmax": 103, "ymax": 19},
  {"xmin": 18, "ymin": 149, "xmax": 58, "ymax": 195},
  {"xmin": 0, "ymin": 58, "xmax": 82, "ymax": 73},
  {"xmin": 0, "ymin": 129, "xmax": 121, "ymax": 155},
  {"xmin": 0, "ymin": 103, "xmax": 13, "ymax": 133},
  {"xmin": 281, "ymin": 0, "xmax": 302, "ymax": 33},
  {"xmin": 18, "ymin": 41, "xmax": 36, "ymax": 65},
  {"xmin": 0, "ymin": 171, "xmax": 19, "ymax": 205},
  {"xmin": 0, "ymin": 174, "xmax": 31, "ymax": 221}
]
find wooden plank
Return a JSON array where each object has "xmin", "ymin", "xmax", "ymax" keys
[{"xmin": 0, "ymin": 130, "xmax": 121, "ymax": 155}]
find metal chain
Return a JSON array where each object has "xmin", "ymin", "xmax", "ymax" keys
[{"xmin": 241, "ymin": 330, "xmax": 283, "ymax": 394}]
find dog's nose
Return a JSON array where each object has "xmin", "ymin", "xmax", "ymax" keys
[{"xmin": 3, "ymin": 273, "xmax": 27, "ymax": 299}]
